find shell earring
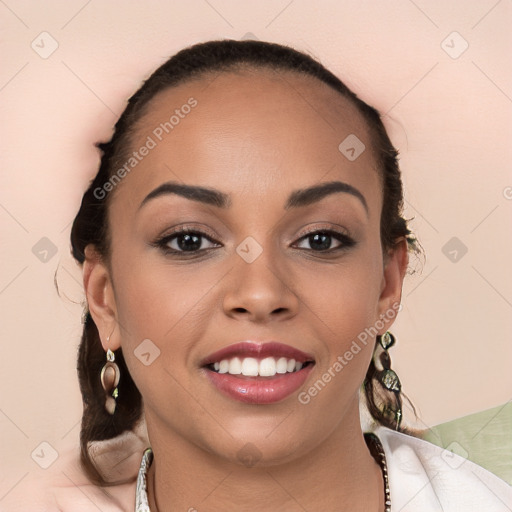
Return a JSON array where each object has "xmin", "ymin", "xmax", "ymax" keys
[
  {"xmin": 373, "ymin": 331, "xmax": 402, "ymax": 429},
  {"xmin": 100, "ymin": 334, "xmax": 120, "ymax": 415}
]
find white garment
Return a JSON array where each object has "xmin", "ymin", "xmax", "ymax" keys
[
  {"xmin": 377, "ymin": 427, "xmax": 512, "ymax": 511},
  {"xmin": 133, "ymin": 427, "xmax": 512, "ymax": 511}
]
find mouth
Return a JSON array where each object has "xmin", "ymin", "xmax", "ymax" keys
[{"xmin": 201, "ymin": 342, "xmax": 316, "ymax": 404}]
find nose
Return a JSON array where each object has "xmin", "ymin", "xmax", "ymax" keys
[{"xmin": 222, "ymin": 249, "xmax": 300, "ymax": 323}]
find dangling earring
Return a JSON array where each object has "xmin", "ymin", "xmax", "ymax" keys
[
  {"xmin": 100, "ymin": 335, "xmax": 120, "ymax": 415},
  {"xmin": 373, "ymin": 331, "xmax": 402, "ymax": 430}
]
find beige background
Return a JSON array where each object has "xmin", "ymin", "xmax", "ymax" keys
[{"xmin": 1, "ymin": 0, "xmax": 511, "ymax": 497}]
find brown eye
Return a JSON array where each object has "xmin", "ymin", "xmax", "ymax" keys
[
  {"xmin": 294, "ymin": 230, "xmax": 355, "ymax": 252},
  {"xmin": 306, "ymin": 233, "xmax": 334, "ymax": 251},
  {"xmin": 174, "ymin": 233, "xmax": 202, "ymax": 251},
  {"xmin": 156, "ymin": 230, "xmax": 220, "ymax": 254}
]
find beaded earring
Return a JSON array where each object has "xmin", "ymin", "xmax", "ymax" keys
[{"xmin": 373, "ymin": 331, "xmax": 402, "ymax": 429}]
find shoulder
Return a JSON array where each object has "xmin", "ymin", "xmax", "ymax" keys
[
  {"xmin": 1, "ymin": 459, "xmax": 130, "ymax": 512},
  {"xmin": 375, "ymin": 427, "xmax": 512, "ymax": 511},
  {"xmin": 0, "ymin": 431, "xmax": 147, "ymax": 512}
]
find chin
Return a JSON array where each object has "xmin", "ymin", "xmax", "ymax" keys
[{"xmin": 202, "ymin": 422, "xmax": 316, "ymax": 469}]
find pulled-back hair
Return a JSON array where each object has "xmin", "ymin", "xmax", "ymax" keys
[{"xmin": 70, "ymin": 39, "xmax": 418, "ymax": 485}]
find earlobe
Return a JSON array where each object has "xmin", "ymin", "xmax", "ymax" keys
[
  {"xmin": 377, "ymin": 239, "xmax": 409, "ymax": 330},
  {"xmin": 83, "ymin": 244, "xmax": 120, "ymax": 351}
]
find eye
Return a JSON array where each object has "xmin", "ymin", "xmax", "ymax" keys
[
  {"xmin": 294, "ymin": 230, "xmax": 355, "ymax": 252},
  {"xmin": 155, "ymin": 229, "xmax": 221, "ymax": 254}
]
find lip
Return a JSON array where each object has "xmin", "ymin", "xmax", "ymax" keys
[
  {"xmin": 201, "ymin": 341, "xmax": 315, "ymax": 366},
  {"xmin": 201, "ymin": 341, "xmax": 315, "ymax": 405},
  {"xmin": 203, "ymin": 364, "xmax": 314, "ymax": 404}
]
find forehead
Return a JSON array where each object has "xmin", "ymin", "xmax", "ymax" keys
[
  {"xmin": 112, "ymin": 68, "xmax": 381, "ymax": 215},
  {"xmin": 135, "ymin": 67, "xmax": 371, "ymax": 149}
]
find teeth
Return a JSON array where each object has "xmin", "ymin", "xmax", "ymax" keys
[
  {"xmin": 286, "ymin": 359, "xmax": 296, "ymax": 372},
  {"xmin": 212, "ymin": 356, "xmax": 306, "ymax": 377},
  {"xmin": 259, "ymin": 357, "xmax": 276, "ymax": 377},
  {"xmin": 228, "ymin": 357, "xmax": 242, "ymax": 375},
  {"xmin": 241, "ymin": 357, "xmax": 259, "ymax": 376},
  {"xmin": 276, "ymin": 357, "xmax": 288, "ymax": 374}
]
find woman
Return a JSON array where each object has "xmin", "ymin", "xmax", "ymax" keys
[{"xmin": 5, "ymin": 39, "xmax": 510, "ymax": 511}]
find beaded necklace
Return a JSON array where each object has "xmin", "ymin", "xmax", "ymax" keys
[{"xmin": 135, "ymin": 433, "xmax": 391, "ymax": 511}]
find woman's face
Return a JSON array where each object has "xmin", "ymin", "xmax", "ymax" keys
[{"xmin": 88, "ymin": 68, "xmax": 406, "ymax": 466}]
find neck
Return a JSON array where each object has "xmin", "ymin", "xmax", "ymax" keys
[{"xmin": 145, "ymin": 398, "xmax": 384, "ymax": 512}]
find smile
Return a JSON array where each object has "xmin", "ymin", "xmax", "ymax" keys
[{"xmin": 201, "ymin": 341, "xmax": 315, "ymax": 404}]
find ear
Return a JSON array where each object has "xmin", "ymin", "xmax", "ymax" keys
[
  {"xmin": 376, "ymin": 238, "xmax": 409, "ymax": 333},
  {"xmin": 83, "ymin": 244, "xmax": 121, "ymax": 351}
]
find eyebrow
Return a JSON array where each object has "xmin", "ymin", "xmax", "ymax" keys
[
  {"xmin": 138, "ymin": 180, "xmax": 368, "ymax": 214},
  {"xmin": 139, "ymin": 182, "xmax": 231, "ymax": 210},
  {"xmin": 285, "ymin": 181, "xmax": 368, "ymax": 213}
]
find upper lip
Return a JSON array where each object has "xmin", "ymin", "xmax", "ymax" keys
[{"xmin": 201, "ymin": 341, "xmax": 315, "ymax": 366}]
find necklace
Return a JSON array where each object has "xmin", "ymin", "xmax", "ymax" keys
[
  {"xmin": 135, "ymin": 448, "xmax": 153, "ymax": 512},
  {"xmin": 136, "ymin": 433, "xmax": 391, "ymax": 512},
  {"xmin": 364, "ymin": 432, "xmax": 392, "ymax": 512}
]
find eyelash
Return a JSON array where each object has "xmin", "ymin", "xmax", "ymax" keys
[
  {"xmin": 152, "ymin": 226, "xmax": 220, "ymax": 257},
  {"xmin": 153, "ymin": 225, "xmax": 356, "ymax": 258},
  {"xmin": 295, "ymin": 227, "xmax": 356, "ymax": 253}
]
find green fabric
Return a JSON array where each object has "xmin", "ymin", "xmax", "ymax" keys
[{"xmin": 421, "ymin": 402, "xmax": 512, "ymax": 485}]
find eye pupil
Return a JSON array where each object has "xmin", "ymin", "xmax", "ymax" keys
[
  {"xmin": 309, "ymin": 233, "xmax": 331, "ymax": 251},
  {"xmin": 177, "ymin": 233, "xmax": 202, "ymax": 251}
]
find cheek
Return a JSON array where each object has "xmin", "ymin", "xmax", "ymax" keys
[
  {"xmin": 110, "ymin": 258, "xmax": 216, "ymax": 415},
  {"xmin": 111, "ymin": 250, "xmax": 227, "ymax": 364},
  {"xmin": 292, "ymin": 260, "xmax": 381, "ymax": 426},
  {"xmin": 297, "ymin": 256, "xmax": 383, "ymax": 343},
  {"xmin": 301, "ymin": 271, "xmax": 377, "ymax": 394}
]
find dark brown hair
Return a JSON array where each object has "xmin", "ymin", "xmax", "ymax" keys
[{"xmin": 70, "ymin": 39, "xmax": 418, "ymax": 485}]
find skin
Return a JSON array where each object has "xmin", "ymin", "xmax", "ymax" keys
[{"xmin": 84, "ymin": 67, "xmax": 408, "ymax": 511}]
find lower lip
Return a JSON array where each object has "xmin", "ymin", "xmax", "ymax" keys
[{"xmin": 203, "ymin": 365, "xmax": 314, "ymax": 404}]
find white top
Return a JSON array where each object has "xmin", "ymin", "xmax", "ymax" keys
[
  {"xmin": 2, "ymin": 427, "xmax": 511, "ymax": 511},
  {"xmin": 377, "ymin": 427, "xmax": 512, "ymax": 511},
  {"xmin": 132, "ymin": 427, "xmax": 512, "ymax": 511}
]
